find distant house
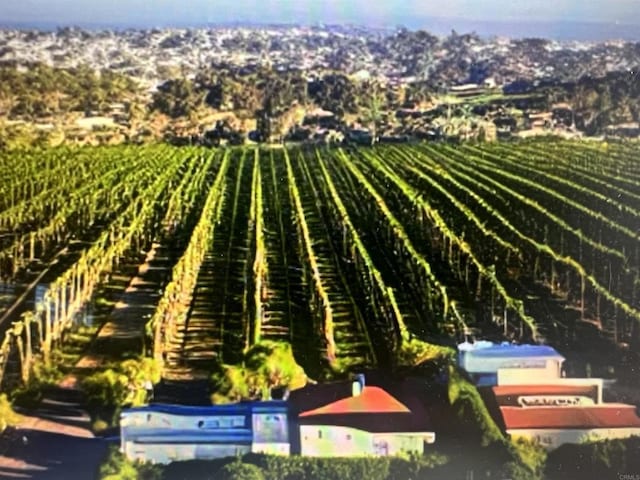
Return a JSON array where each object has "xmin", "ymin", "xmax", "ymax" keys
[
  {"xmin": 291, "ymin": 375, "xmax": 435, "ymax": 457},
  {"xmin": 551, "ymin": 103, "xmax": 574, "ymax": 126},
  {"xmin": 120, "ymin": 402, "xmax": 290, "ymax": 464},
  {"xmin": 302, "ymin": 108, "xmax": 339, "ymax": 129},
  {"xmin": 527, "ymin": 111, "xmax": 553, "ymax": 129},
  {"xmin": 449, "ymin": 83, "xmax": 488, "ymax": 98},
  {"xmin": 458, "ymin": 341, "xmax": 566, "ymax": 386},
  {"xmin": 605, "ymin": 122, "xmax": 640, "ymax": 138}
]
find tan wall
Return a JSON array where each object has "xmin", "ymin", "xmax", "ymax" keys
[{"xmin": 497, "ymin": 362, "xmax": 560, "ymax": 384}]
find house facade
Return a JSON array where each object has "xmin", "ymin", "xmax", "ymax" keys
[
  {"xmin": 299, "ymin": 424, "xmax": 427, "ymax": 457},
  {"xmin": 458, "ymin": 341, "xmax": 566, "ymax": 386},
  {"xmin": 120, "ymin": 401, "xmax": 289, "ymax": 464},
  {"xmin": 294, "ymin": 377, "xmax": 435, "ymax": 457}
]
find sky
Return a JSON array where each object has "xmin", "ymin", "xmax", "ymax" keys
[{"xmin": 1, "ymin": 0, "xmax": 640, "ymax": 29}]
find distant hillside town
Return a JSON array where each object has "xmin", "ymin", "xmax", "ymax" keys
[{"xmin": 0, "ymin": 25, "xmax": 639, "ymax": 147}]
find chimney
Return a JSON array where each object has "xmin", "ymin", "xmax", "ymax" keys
[{"xmin": 352, "ymin": 373, "xmax": 365, "ymax": 397}]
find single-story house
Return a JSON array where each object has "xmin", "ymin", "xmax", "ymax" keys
[
  {"xmin": 120, "ymin": 401, "xmax": 290, "ymax": 464},
  {"xmin": 291, "ymin": 375, "xmax": 435, "ymax": 457},
  {"xmin": 449, "ymin": 83, "xmax": 488, "ymax": 98},
  {"xmin": 475, "ymin": 358, "xmax": 640, "ymax": 449}
]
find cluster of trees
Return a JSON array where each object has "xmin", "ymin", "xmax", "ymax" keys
[
  {"xmin": 151, "ymin": 66, "xmax": 308, "ymax": 120},
  {"xmin": 0, "ymin": 64, "xmax": 140, "ymax": 118},
  {"xmin": 2, "ymin": 59, "xmax": 637, "ymax": 145},
  {"xmin": 150, "ymin": 66, "xmax": 393, "ymax": 121},
  {"xmin": 566, "ymin": 69, "xmax": 640, "ymax": 134}
]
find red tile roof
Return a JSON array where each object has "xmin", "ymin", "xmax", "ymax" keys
[
  {"xmin": 299, "ymin": 386, "xmax": 410, "ymax": 417},
  {"xmin": 501, "ymin": 404, "xmax": 640, "ymax": 430}
]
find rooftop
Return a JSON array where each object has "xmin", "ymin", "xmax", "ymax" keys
[
  {"xmin": 299, "ymin": 386, "xmax": 410, "ymax": 417},
  {"xmin": 501, "ymin": 404, "xmax": 640, "ymax": 430},
  {"xmin": 458, "ymin": 341, "xmax": 565, "ymax": 360}
]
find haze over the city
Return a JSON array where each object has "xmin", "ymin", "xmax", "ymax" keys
[{"xmin": 2, "ymin": 0, "xmax": 640, "ymax": 40}]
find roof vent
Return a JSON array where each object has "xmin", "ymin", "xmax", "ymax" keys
[{"xmin": 352, "ymin": 373, "xmax": 365, "ymax": 397}]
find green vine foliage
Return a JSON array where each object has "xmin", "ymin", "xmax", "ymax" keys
[{"xmin": 211, "ymin": 341, "xmax": 307, "ymax": 404}]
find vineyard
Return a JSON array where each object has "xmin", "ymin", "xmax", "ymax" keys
[{"xmin": 0, "ymin": 139, "xmax": 638, "ymax": 392}]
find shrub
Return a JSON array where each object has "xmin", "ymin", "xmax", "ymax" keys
[
  {"xmin": 82, "ymin": 368, "xmax": 130, "ymax": 425},
  {"xmin": 506, "ymin": 437, "xmax": 547, "ymax": 480},
  {"xmin": 99, "ymin": 445, "xmax": 162, "ymax": 480},
  {"xmin": 82, "ymin": 357, "xmax": 162, "ymax": 426},
  {"xmin": 0, "ymin": 394, "xmax": 19, "ymax": 432},
  {"xmin": 546, "ymin": 436, "xmax": 640, "ymax": 479},
  {"xmin": 447, "ymin": 366, "xmax": 504, "ymax": 446},
  {"xmin": 11, "ymin": 352, "xmax": 64, "ymax": 409},
  {"xmin": 216, "ymin": 460, "xmax": 265, "ymax": 480},
  {"xmin": 252, "ymin": 454, "xmax": 390, "ymax": 480},
  {"xmin": 387, "ymin": 451, "xmax": 449, "ymax": 480},
  {"xmin": 212, "ymin": 341, "xmax": 307, "ymax": 403}
]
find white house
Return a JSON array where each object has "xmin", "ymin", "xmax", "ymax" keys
[
  {"xmin": 120, "ymin": 402, "xmax": 289, "ymax": 464},
  {"xmin": 458, "ymin": 341, "xmax": 566, "ymax": 386},
  {"xmin": 294, "ymin": 376, "xmax": 435, "ymax": 457},
  {"xmin": 466, "ymin": 342, "xmax": 640, "ymax": 450}
]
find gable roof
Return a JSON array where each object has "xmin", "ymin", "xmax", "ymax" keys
[
  {"xmin": 501, "ymin": 404, "xmax": 640, "ymax": 430},
  {"xmin": 299, "ymin": 386, "xmax": 410, "ymax": 417}
]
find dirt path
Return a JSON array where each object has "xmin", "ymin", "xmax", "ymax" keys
[{"xmin": 60, "ymin": 243, "xmax": 171, "ymax": 388}]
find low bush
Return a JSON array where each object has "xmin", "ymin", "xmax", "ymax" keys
[
  {"xmin": 0, "ymin": 394, "xmax": 19, "ymax": 432},
  {"xmin": 99, "ymin": 445, "xmax": 162, "ymax": 480},
  {"xmin": 447, "ymin": 365, "xmax": 504, "ymax": 446},
  {"xmin": 216, "ymin": 459, "xmax": 265, "ymax": 480},
  {"xmin": 546, "ymin": 435, "xmax": 640, "ymax": 478},
  {"xmin": 11, "ymin": 355, "xmax": 64, "ymax": 409},
  {"xmin": 82, "ymin": 356, "xmax": 161, "ymax": 426}
]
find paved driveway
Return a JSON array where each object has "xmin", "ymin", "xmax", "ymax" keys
[{"xmin": 0, "ymin": 414, "xmax": 109, "ymax": 479}]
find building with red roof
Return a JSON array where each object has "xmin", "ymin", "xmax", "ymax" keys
[
  {"xmin": 482, "ymin": 383, "xmax": 640, "ymax": 450},
  {"xmin": 501, "ymin": 403, "xmax": 640, "ymax": 449},
  {"xmin": 290, "ymin": 375, "xmax": 435, "ymax": 457},
  {"xmin": 458, "ymin": 342, "xmax": 640, "ymax": 450}
]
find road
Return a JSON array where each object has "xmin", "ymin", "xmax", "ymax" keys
[{"xmin": 0, "ymin": 400, "xmax": 109, "ymax": 480}]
